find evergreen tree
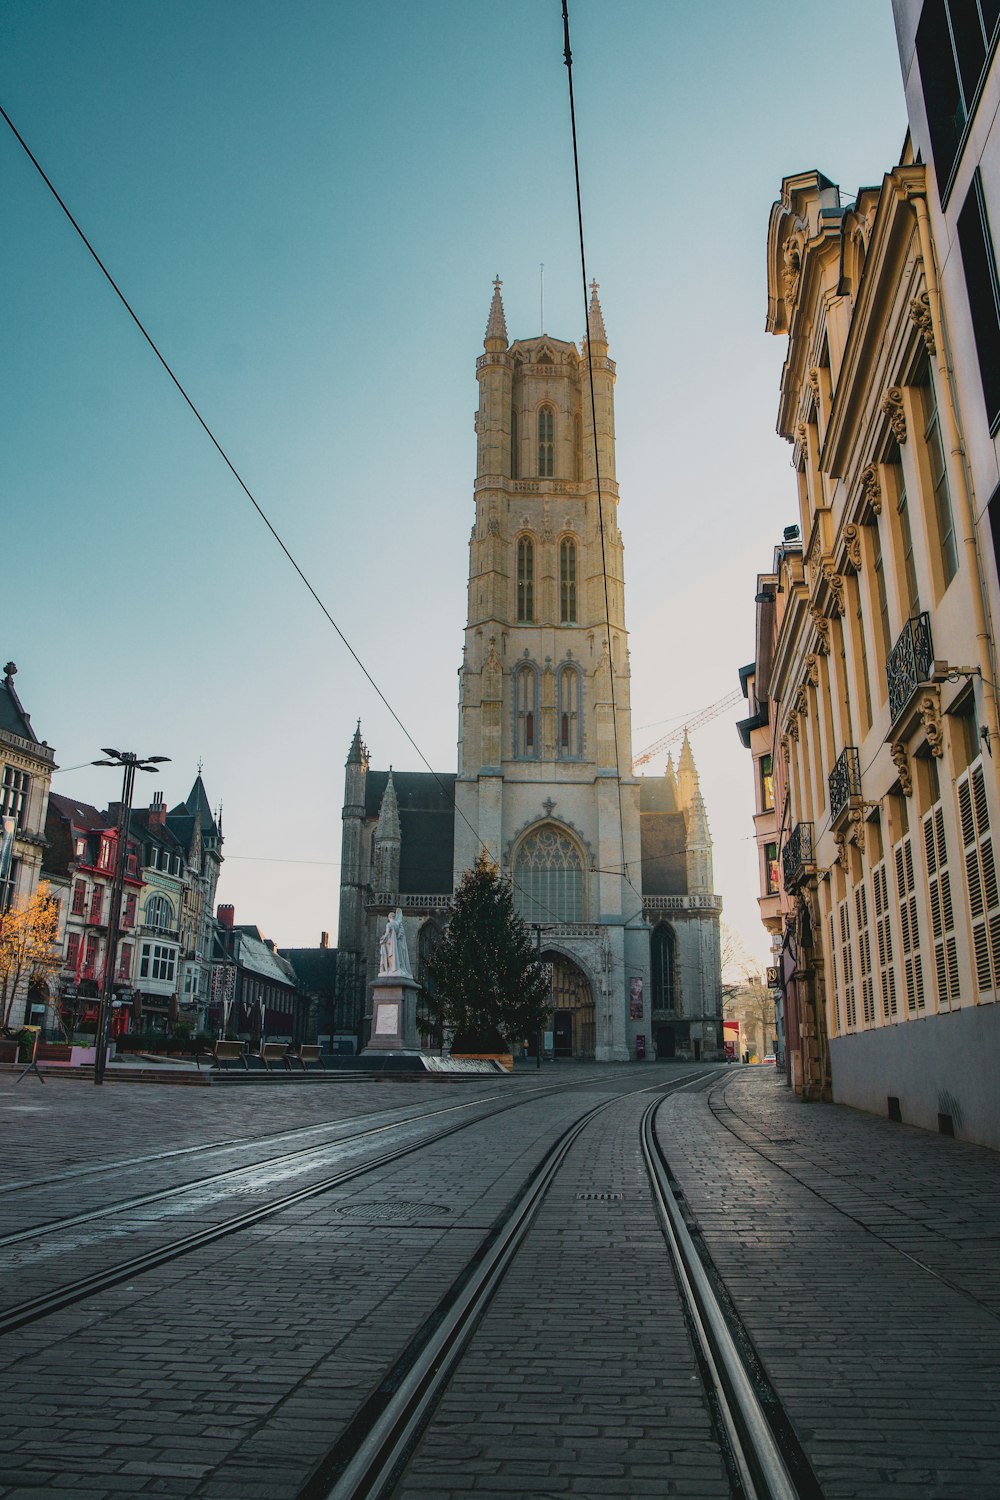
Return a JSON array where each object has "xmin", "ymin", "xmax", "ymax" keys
[{"xmin": 426, "ymin": 852, "xmax": 550, "ymax": 1052}]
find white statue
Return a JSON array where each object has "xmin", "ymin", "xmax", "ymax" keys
[{"xmin": 378, "ymin": 908, "xmax": 412, "ymax": 978}]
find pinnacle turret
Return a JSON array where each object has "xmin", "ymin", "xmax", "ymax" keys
[
  {"xmin": 346, "ymin": 719, "xmax": 369, "ymax": 770},
  {"xmin": 484, "ymin": 275, "xmax": 508, "ymax": 350},
  {"xmin": 375, "ymin": 769, "xmax": 401, "ymax": 844},
  {"xmin": 373, "ymin": 769, "xmax": 401, "ymax": 893},
  {"xmin": 676, "ymin": 730, "xmax": 698, "ymax": 808},
  {"xmin": 586, "ymin": 279, "xmax": 607, "ymax": 348}
]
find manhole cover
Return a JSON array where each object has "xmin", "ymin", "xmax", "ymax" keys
[
  {"xmin": 576, "ymin": 1191, "xmax": 624, "ymax": 1201},
  {"xmin": 335, "ymin": 1201, "xmax": 451, "ymax": 1221}
]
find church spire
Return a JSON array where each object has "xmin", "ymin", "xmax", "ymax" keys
[
  {"xmin": 676, "ymin": 730, "xmax": 698, "ymax": 808},
  {"xmin": 373, "ymin": 769, "xmax": 401, "ymax": 894},
  {"xmin": 484, "ymin": 275, "xmax": 508, "ymax": 351},
  {"xmin": 347, "ymin": 719, "xmax": 368, "ymax": 769},
  {"xmin": 586, "ymin": 279, "xmax": 607, "ymax": 349},
  {"xmin": 375, "ymin": 768, "xmax": 401, "ymax": 843}
]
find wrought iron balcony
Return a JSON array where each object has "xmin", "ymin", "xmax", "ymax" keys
[
  {"xmin": 887, "ymin": 612, "xmax": 933, "ymax": 723},
  {"xmin": 828, "ymin": 746, "xmax": 861, "ymax": 825},
  {"xmin": 782, "ymin": 822, "xmax": 814, "ymax": 888}
]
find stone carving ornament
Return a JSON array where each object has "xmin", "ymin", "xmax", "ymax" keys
[
  {"xmin": 844, "ymin": 523, "xmax": 862, "ymax": 571},
  {"xmin": 805, "ymin": 653, "xmax": 819, "ymax": 688},
  {"xmin": 910, "ymin": 290, "xmax": 935, "ymax": 355},
  {"xmin": 807, "ymin": 366, "xmax": 821, "ymax": 395},
  {"xmin": 890, "ymin": 740, "xmax": 912, "ymax": 796},
  {"xmin": 822, "ymin": 565, "xmax": 846, "ymax": 616},
  {"xmin": 860, "ymin": 462, "xmax": 882, "ymax": 516},
  {"xmin": 918, "ymin": 689, "xmax": 944, "ymax": 758},
  {"xmin": 810, "ymin": 608, "xmax": 830, "ymax": 655},
  {"xmin": 782, "ymin": 232, "xmax": 803, "ymax": 309},
  {"xmin": 881, "ymin": 386, "xmax": 907, "ymax": 444}
]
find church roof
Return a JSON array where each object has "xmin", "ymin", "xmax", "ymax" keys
[
  {"xmin": 638, "ymin": 808, "xmax": 688, "ymax": 896},
  {"xmin": 365, "ymin": 770, "xmax": 455, "ymax": 895}
]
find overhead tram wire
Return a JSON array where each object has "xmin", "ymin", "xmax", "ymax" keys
[
  {"xmin": 561, "ymin": 2, "xmax": 640, "ymax": 909},
  {"xmin": 0, "ymin": 101, "xmax": 574, "ymax": 930}
]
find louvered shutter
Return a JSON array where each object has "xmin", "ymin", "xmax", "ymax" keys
[
  {"xmin": 923, "ymin": 801, "xmax": 959, "ymax": 1008},
  {"xmin": 872, "ymin": 859, "xmax": 897, "ymax": 1020},
  {"xmin": 838, "ymin": 897, "xmax": 856, "ymax": 1030},
  {"xmin": 854, "ymin": 880, "xmax": 874, "ymax": 1025},
  {"xmin": 894, "ymin": 834, "xmax": 925, "ymax": 1014},
  {"xmin": 957, "ymin": 760, "xmax": 1000, "ymax": 996}
]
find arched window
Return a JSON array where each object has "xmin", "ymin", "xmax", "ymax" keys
[
  {"xmin": 560, "ymin": 538, "xmax": 577, "ymax": 623},
  {"xmin": 510, "ymin": 408, "xmax": 518, "ymax": 480},
  {"xmin": 651, "ymin": 924, "xmax": 676, "ymax": 1010},
  {"xmin": 514, "ymin": 663, "xmax": 539, "ymax": 758},
  {"xmin": 537, "ymin": 406, "xmax": 554, "ymax": 477},
  {"xmin": 145, "ymin": 893, "xmax": 173, "ymax": 932},
  {"xmin": 514, "ymin": 825, "xmax": 585, "ymax": 923},
  {"xmin": 517, "ymin": 535, "xmax": 534, "ymax": 622},
  {"xmin": 557, "ymin": 664, "xmax": 582, "ymax": 758}
]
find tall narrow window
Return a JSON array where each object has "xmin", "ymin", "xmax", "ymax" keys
[
  {"xmin": 870, "ymin": 521, "xmax": 892, "ymax": 658},
  {"xmin": 537, "ymin": 406, "xmax": 554, "ymax": 477},
  {"xmin": 760, "ymin": 754, "xmax": 774, "ymax": 812},
  {"xmin": 651, "ymin": 924, "xmax": 676, "ymax": 1009},
  {"xmin": 510, "ymin": 408, "xmax": 518, "ymax": 479},
  {"xmin": 517, "ymin": 536, "xmax": 534, "ymax": 622},
  {"xmin": 917, "ymin": 365, "xmax": 960, "ymax": 587},
  {"xmin": 891, "ymin": 454, "xmax": 921, "ymax": 618},
  {"xmin": 560, "ymin": 538, "xmax": 577, "ymax": 623},
  {"xmin": 0, "ymin": 766, "xmax": 29, "ymax": 829},
  {"xmin": 557, "ymin": 665, "xmax": 582, "ymax": 758},
  {"xmin": 515, "ymin": 664, "xmax": 539, "ymax": 759}
]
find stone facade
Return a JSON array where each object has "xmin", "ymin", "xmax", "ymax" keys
[{"xmin": 338, "ymin": 286, "xmax": 722, "ymax": 1061}]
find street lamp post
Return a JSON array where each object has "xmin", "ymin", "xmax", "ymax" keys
[{"xmin": 91, "ymin": 749, "xmax": 170, "ymax": 1087}]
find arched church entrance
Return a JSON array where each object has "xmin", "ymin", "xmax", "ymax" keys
[{"xmin": 541, "ymin": 951, "xmax": 595, "ymax": 1059}]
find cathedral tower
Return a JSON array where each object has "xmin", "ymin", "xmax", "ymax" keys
[{"xmin": 454, "ymin": 279, "xmax": 644, "ymax": 1062}]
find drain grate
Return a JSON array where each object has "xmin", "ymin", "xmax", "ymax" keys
[
  {"xmin": 335, "ymin": 1201, "xmax": 451, "ymax": 1221},
  {"xmin": 576, "ymin": 1191, "xmax": 624, "ymax": 1201}
]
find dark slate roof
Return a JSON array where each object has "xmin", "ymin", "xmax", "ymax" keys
[
  {"xmin": 0, "ymin": 673, "xmax": 37, "ymax": 741},
  {"xmin": 281, "ymin": 948, "xmax": 338, "ymax": 993},
  {"xmin": 48, "ymin": 792, "xmax": 108, "ymax": 830},
  {"xmin": 639, "ymin": 777, "xmax": 678, "ymax": 815},
  {"xmin": 639, "ymin": 810, "xmax": 688, "ymax": 896},
  {"xmin": 365, "ymin": 771, "xmax": 456, "ymax": 895},
  {"xmin": 169, "ymin": 775, "xmax": 221, "ymax": 840},
  {"xmin": 129, "ymin": 807, "xmax": 185, "ymax": 855}
]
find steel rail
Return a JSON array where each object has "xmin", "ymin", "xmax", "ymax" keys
[
  {"xmin": 0, "ymin": 1079, "xmax": 605, "ymax": 1338},
  {"xmin": 297, "ymin": 1070, "xmax": 719, "ymax": 1500},
  {"xmin": 641, "ymin": 1099, "xmax": 804, "ymax": 1500}
]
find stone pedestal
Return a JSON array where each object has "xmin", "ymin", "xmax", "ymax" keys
[{"xmin": 365, "ymin": 976, "xmax": 421, "ymax": 1053}]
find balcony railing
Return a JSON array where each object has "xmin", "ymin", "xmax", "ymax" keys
[
  {"xmin": 782, "ymin": 822, "xmax": 814, "ymax": 888},
  {"xmin": 828, "ymin": 746, "xmax": 861, "ymax": 825},
  {"xmin": 887, "ymin": 612, "xmax": 933, "ymax": 723}
]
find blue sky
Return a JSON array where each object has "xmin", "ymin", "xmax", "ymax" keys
[{"xmin": 3, "ymin": 2, "xmax": 906, "ymax": 964}]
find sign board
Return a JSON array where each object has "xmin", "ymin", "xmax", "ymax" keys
[
  {"xmin": 766, "ymin": 966, "xmax": 780, "ymax": 988},
  {"xmin": 629, "ymin": 976, "xmax": 643, "ymax": 1020}
]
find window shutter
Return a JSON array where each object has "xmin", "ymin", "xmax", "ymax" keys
[
  {"xmin": 872, "ymin": 859, "xmax": 898, "ymax": 1020},
  {"xmin": 958, "ymin": 759, "xmax": 1000, "ymax": 995},
  {"xmin": 923, "ymin": 801, "xmax": 960, "ymax": 1008},
  {"xmin": 838, "ymin": 897, "xmax": 856, "ymax": 1030},
  {"xmin": 894, "ymin": 834, "xmax": 925, "ymax": 1013},
  {"xmin": 854, "ymin": 880, "xmax": 875, "ymax": 1025}
]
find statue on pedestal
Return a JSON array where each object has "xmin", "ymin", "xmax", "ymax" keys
[{"xmin": 378, "ymin": 908, "xmax": 412, "ymax": 979}]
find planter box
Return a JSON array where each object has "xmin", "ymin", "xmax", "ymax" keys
[
  {"xmin": 0, "ymin": 1040, "xmax": 19, "ymax": 1067},
  {"xmin": 36, "ymin": 1043, "xmax": 72, "ymax": 1062}
]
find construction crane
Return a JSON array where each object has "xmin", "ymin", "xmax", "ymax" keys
[{"xmin": 632, "ymin": 688, "xmax": 743, "ymax": 771}]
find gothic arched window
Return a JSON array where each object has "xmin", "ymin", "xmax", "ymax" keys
[
  {"xmin": 510, "ymin": 408, "xmax": 518, "ymax": 480},
  {"xmin": 537, "ymin": 406, "xmax": 554, "ymax": 478},
  {"xmin": 560, "ymin": 538, "xmax": 577, "ymax": 623},
  {"xmin": 145, "ymin": 893, "xmax": 173, "ymax": 932},
  {"xmin": 517, "ymin": 535, "xmax": 534, "ymax": 622},
  {"xmin": 513, "ymin": 826, "xmax": 585, "ymax": 923},
  {"xmin": 651, "ymin": 924, "xmax": 676, "ymax": 1010},
  {"xmin": 514, "ymin": 663, "xmax": 539, "ymax": 758},
  {"xmin": 557, "ymin": 664, "xmax": 582, "ymax": 758}
]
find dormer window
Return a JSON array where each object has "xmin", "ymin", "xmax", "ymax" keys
[{"xmin": 538, "ymin": 406, "xmax": 554, "ymax": 478}]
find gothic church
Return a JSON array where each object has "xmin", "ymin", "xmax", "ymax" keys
[{"xmin": 338, "ymin": 282, "xmax": 722, "ymax": 1061}]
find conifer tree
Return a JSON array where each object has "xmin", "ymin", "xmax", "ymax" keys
[{"xmin": 426, "ymin": 852, "xmax": 550, "ymax": 1052}]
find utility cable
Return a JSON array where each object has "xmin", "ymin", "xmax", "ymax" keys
[{"xmin": 0, "ymin": 100, "xmax": 572, "ymax": 930}]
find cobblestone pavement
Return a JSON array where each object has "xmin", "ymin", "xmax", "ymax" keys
[{"xmin": 0, "ymin": 1064, "xmax": 997, "ymax": 1499}]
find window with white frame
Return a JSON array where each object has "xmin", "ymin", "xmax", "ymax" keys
[
  {"xmin": 139, "ymin": 943, "xmax": 176, "ymax": 983},
  {"xmin": 1, "ymin": 765, "xmax": 29, "ymax": 829},
  {"xmin": 145, "ymin": 893, "xmax": 173, "ymax": 931}
]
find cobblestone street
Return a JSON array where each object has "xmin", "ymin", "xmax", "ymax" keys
[{"xmin": 0, "ymin": 1064, "xmax": 996, "ymax": 1499}]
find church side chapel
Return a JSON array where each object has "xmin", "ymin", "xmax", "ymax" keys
[{"xmin": 337, "ymin": 281, "xmax": 723, "ymax": 1061}]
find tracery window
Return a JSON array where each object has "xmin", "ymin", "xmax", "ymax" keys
[
  {"xmin": 514, "ymin": 664, "xmax": 539, "ymax": 759},
  {"xmin": 560, "ymin": 538, "xmax": 577, "ymax": 623},
  {"xmin": 517, "ymin": 535, "xmax": 534, "ymax": 622},
  {"xmin": 513, "ymin": 826, "xmax": 585, "ymax": 924},
  {"xmin": 537, "ymin": 406, "xmax": 554, "ymax": 478},
  {"xmin": 651, "ymin": 923, "xmax": 676, "ymax": 1010},
  {"xmin": 557, "ymin": 664, "xmax": 582, "ymax": 758}
]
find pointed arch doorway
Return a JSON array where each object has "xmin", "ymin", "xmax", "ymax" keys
[{"xmin": 540, "ymin": 951, "xmax": 595, "ymax": 1058}]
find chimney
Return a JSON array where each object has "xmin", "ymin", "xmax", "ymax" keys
[
  {"xmin": 320, "ymin": 931, "xmax": 329, "ymax": 949},
  {"xmin": 217, "ymin": 903, "xmax": 235, "ymax": 929},
  {"xmin": 149, "ymin": 790, "xmax": 167, "ymax": 829}
]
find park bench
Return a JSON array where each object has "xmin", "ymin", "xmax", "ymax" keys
[
  {"xmin": 254, "ymin": 1040, "xmax": 292, "ymax": 1072},
  {"xmin": 197, "ymin": 1039, "xmax": 248, "ymax": 1071},
  {"xmin": 287, "ymin": 1043, "xmax": 325, "ymax": 1071}
]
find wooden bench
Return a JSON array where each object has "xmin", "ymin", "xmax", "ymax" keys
[
  {"xmin": 197, "ymin": 1039, "xmax": 248, "ymax": 1071},
  {"xmin": 287, "ymin": 1043, "xmax": 325, "ymax": 1071},
  {"xmin": 254, "ymin": 1041, "xmax": 292, "ymax": 1072}
]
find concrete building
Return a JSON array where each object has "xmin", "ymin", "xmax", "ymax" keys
[
  {"xmin": 740, "ymin": 28, "xmax": 1000, "ymax": 1142},
  {"xmin": 338, "ymin": 283, "xmax": 723, "ymax": 1061}
]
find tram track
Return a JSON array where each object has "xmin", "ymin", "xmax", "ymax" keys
[{"xmin": 0, "ymin": 1072, "xmax": 666, "ymax": 1338}]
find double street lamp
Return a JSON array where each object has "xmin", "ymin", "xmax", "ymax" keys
[{"xmin": 91, "ymin": 749, "xmax": 170, "ymax": 1086}]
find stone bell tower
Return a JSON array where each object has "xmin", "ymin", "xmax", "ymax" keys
[{"xmin": 453, "ymin": 278, "xmax": 645, "ymax": 1062}]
